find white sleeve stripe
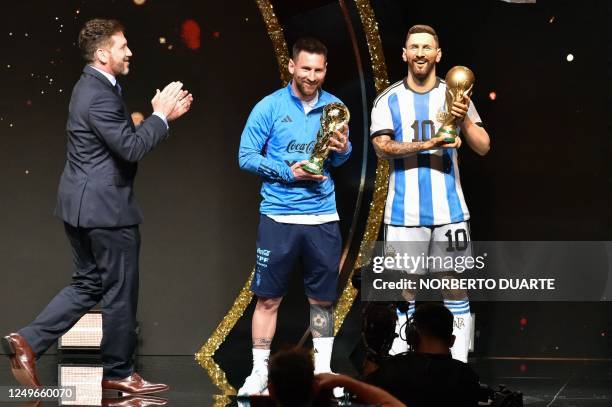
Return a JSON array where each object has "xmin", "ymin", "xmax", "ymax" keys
[{"xmin": 373, "ymin": 80, "xmax": 404, "ymax": 108}]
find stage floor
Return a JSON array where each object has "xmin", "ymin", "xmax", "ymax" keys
[{"xmin": 0, "ymin": 355, "xmax": 610, "ymax": 406}]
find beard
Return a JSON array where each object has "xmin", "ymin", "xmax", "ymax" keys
[
  {"xmin": 409, "ymin": 59, "xmax": 435, "ymax": 81},
  {"xmin": 111, "ymin": 58, "xmax": 129, "ymax": 76},
  {"xmin": 295, "ymin": 78, "xmax": 321, "ymax": 98}
]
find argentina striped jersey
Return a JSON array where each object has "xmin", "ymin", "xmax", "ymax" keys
[{"xmin": 370, "ymin": 78, "xmax": 482, "ymax": 226}]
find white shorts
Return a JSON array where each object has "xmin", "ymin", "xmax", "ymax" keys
[{"xmin": 384, "ymin": 221, "xmax": 472, "ymax": 274}]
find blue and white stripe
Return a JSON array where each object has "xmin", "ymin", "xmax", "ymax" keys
[
  {"xmin": 370, "ymin": 80, "xmax": 479, "ymax": 226},
  {"xmin": 396, "ymin": 300, "xmax": 416, "ymax": 318},
  {"xmin": 444, "ymin": 299, "xmax": 471, "ymax": 315}
]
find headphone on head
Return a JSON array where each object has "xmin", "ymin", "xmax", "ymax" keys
[
  {"xmin": 361, "ymin": 302, "xmax": 398, "ymax": 360},
  {"xmin": 406, "ymin": 305, "xmax": 455, "ymax": 351}
]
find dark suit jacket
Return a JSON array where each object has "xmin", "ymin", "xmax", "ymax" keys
[{"xmin": 55, "ymin": 65, "xmax": 169, "ymax": 228}]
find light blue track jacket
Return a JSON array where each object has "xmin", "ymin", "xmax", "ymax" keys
[{"xmin": 238, "ymin": 83, "xmax": 352, "ymax": 215}]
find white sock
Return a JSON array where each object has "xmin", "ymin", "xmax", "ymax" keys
[
  {"xmin": 389, "ymin": 301, "xmax": 415, "ymax": 355},
  {"xmin": 444, "ymin": 299, "xmax": 472, "ymax": 363},
  {"xmin": 313, "ymin": 337, "xmax": 334, "ymax": 374},
  {"xmin": 252, "ymin": 348, "xmax": 270, "ymax": 375}
]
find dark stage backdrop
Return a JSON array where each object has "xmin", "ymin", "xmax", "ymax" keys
[
  {"xmin": 1, "ymin": 0, "xmax": 611, "ymax": 359},
  {"xmin": 0, "ymin": 0, "xmax": 290, "ymax": 355}
]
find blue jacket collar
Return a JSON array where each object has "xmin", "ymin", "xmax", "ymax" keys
[{"xmin": 286, "ymin": 81, "xmax": 332, "ymax": 110}]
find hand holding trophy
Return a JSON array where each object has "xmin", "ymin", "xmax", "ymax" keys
[
  {"xmin": 302, "ymin": 102, "xmax": 350, "ymax": 175},
  {"xmin": 436, "ymin": 66, "xmax": 475, "ymax": 143}
]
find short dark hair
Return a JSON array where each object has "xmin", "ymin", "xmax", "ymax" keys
[
  {"xmin": 406, "ymin": 24, "xmax": 439, "ymax": 47},
  {"xmin": 292, "ymin": 37, "xmax": 328, "ymax": 61},
  {"xmin": 413, "ymin": 302, "xmax": 453, "ymax": 343},
  {"xmin": 78, "ymin": 19, "xmax": 124, "ymax": 63},
  {"xmin": 268, "ymin": 347, "xmax": 315, "ymax": 405}
]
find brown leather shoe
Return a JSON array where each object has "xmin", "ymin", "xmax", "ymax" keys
[
  {"xmin": 101, "ymin": 394, "xmax": 168, "ymax": 406},
  {"xmin": 1, "ymin": 333, "xmax": 41, "ymax": 388},
  {"xmin": 102, "ymin": 373, "xmax": 169, "ymax": 395}
]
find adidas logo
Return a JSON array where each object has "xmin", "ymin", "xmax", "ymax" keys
[{"xmin": 281, "ymin": 115, "xmax": 293, "ymax": 123}]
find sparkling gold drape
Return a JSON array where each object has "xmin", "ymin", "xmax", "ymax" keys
[{"xmin": 195, "ymin": 0, "xmax": 391, "ymax": 396}]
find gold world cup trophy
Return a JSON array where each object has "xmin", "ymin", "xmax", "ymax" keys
[
  {"xmin": 436, "ymin": 66, "xmax": 475, "ymax": 143},
  {"xmin": 302, "ymin": 102, "xmax": 350, "ymax": 175}
]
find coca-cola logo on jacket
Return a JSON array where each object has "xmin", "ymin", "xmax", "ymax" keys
[{"xmin": 286, "ymin": 140, "xmax": 315, "ymax": 154}]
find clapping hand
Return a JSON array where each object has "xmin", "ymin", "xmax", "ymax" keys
[
  {"xmin": 151, "ymin": 81, "xmax": 183, "ymax": 118},
  {"xmin": 167, "ymin": 90, "xmax": 194, "ymax": 122},
  {"xmin": 151, "ymin": 81, "xmax": 193, "ymax": 121}
]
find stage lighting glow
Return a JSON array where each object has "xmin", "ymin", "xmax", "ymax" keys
[
  {"xmin": 58, "ymin": 365, "xmax": 103, "ymax": 406},
  {"xmin": 489, "ymin": 91, "xmax": 497, "ymax": 100},
  {"xmin": 566, "ymin": 53, "xmax": 574, "ymax": 62},
  {"xmin": 181, "ymin": 19, "xmax": 201, "ymax": 50},
  {"xmin": 159, "ymin": 37, "xmax": 166, "ymax": 44},
  {"xmin": 133, "ymin": 0, "xmax": 146, "ymax": 5},
  {"xmin": 59, "ymin": 312, "xmax": 102, "ymax": 348}
]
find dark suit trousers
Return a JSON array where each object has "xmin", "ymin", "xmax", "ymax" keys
[{"xmin": 19, "ymin": 223, "xmax": 140, "ymax": 380}]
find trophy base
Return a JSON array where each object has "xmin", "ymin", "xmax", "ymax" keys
[
  {"xmin": 436, "ymin": 127, "xmax": 457, "ymax": 144},
  {"xmin": 301, "ymin": 162, "xmax": 323, "ymax": 176}
]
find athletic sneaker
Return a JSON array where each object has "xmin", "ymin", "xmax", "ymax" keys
[{"xmin": 237, "ymin": 371, "xmax": 268, "ymax": 396}]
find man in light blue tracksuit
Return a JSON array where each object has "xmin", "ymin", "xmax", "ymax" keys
[{"xmin": 237, "ymin": 37, "xmax": 351, "ymax": 396}]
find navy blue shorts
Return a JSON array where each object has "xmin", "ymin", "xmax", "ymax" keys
[{"xmin": 251, "ymin": 215, "xmax": 341, "ymax": 302}]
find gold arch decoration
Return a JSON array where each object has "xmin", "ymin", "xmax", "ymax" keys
[
  {"xmin": 332, "ymin": 0, "xmax": 390, "ymax": 335},
  {"xmin": 195, "ymin": 0, "xmax": 391, "ymax": 399}
]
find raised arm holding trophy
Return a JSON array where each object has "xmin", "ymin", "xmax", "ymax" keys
[{"xmin": 370, "ymin": 24, "xmax": 490, "ymax": 363}]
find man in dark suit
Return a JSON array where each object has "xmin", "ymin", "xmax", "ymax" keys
[{"xmin": 2, "ymin": 19, "xmax": 193, "ymax": 394}]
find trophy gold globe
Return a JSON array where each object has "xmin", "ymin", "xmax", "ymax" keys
[
  {"xmin": 436, "ymin": 66, "xmax": 475, "ymax": 143},
  {"xmin": 302, "ymin": 102, "xmax": 350, "ymax": 175}
]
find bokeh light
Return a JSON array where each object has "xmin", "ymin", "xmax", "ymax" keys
[{"xmin": 181, "ymin": 19, "xmax": 201, "ymax": 50}]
